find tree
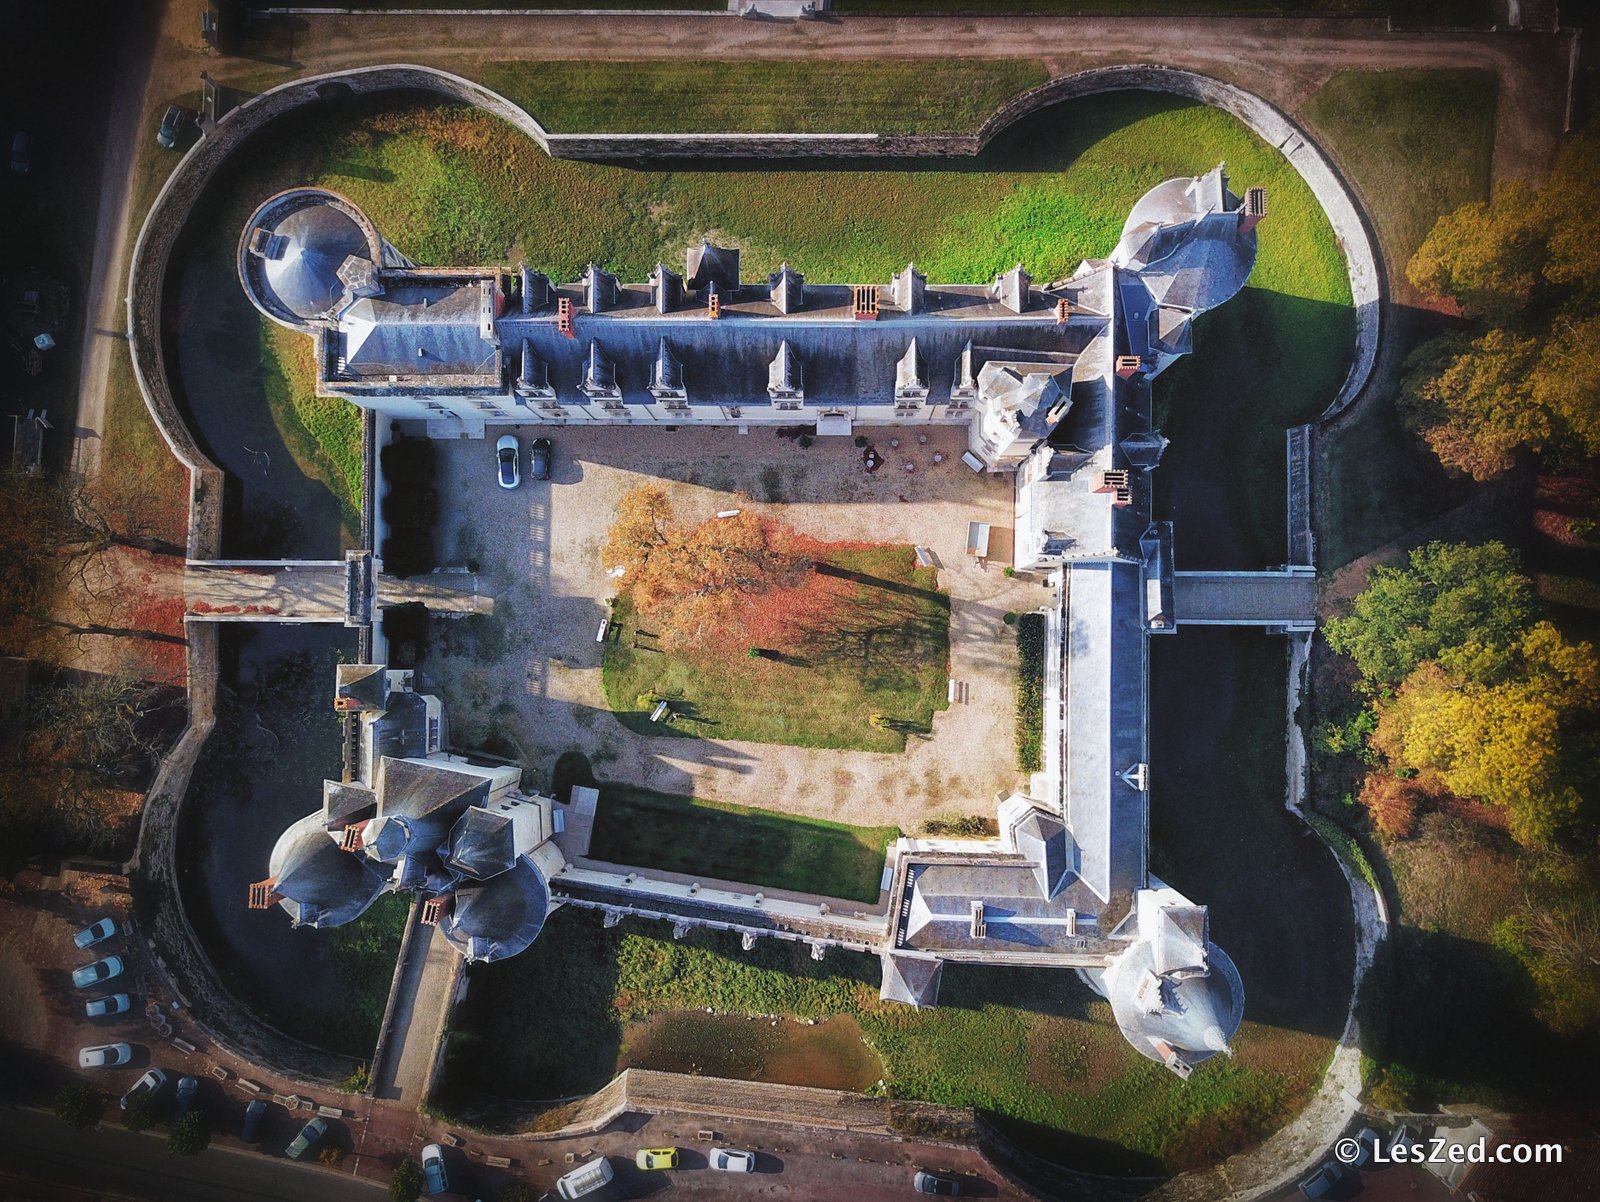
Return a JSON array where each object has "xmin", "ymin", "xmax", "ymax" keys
[
  {"xmin": 600, "ymin": 485, "xmax": 671, "ymax": 580},
  {"xmin": 622, "ymin": 509, "xmax": 811, "ymax": 648},
  {"xmin": 1398, "ymin": 329, "xmax": 1549, "ymax": 480},
  {"xmin": 389, "ymin": 1157, "xmax": 424, "ymax": 1202},
  {"xmin": 1324, "ymin": 541, "xmax": 1538, "ymax": 692},
  {"xmin": 52, "ymin": 1084, "xmax": 102, "ymax": 1129},
  {"xmin": 1407, "ymin": 181, "xmax": 1546, "ymax": 323},
  {"xmin": 167, "ymin": 1110, "xmax": 210, "ymax": 1156},
  {"xmin": 495, "ymin": 1185, "xmax": 542, "ymax": 1202},
  {"xmin": 121, "ymin": 1095, "xmax": 158, "ymax": 1133},
  {"xmin": 1370, "ymin": 623, "xmax": 1598, "ymax": 846}
]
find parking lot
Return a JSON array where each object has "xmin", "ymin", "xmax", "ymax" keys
[{"xmin": 418, "ymin": 422, "xmax": 1043, "ymax": 833}]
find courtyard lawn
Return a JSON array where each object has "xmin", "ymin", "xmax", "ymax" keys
[
  {"xmin": 602, "ymin": 543, "xmax": 950, "ymax": 752},
  {"xmin": 1015, "ymin": 612, "xmax": 1044, "ymax": 772},
  {"xmin": 432, "ymin": 907, "xmax": 1331, "ymax": 1174},
  {"xmin": 587, "ymin": 784, "xmax": 897, "ymax": 903},
  {"xmin": 475, "ymin": 59, "xmax": 1050, "ymax": 135}
]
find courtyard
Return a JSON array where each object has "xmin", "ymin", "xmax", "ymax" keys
[{"xmin": 414, "ymin": 422, "xmax": 1043, "ymax": 835}]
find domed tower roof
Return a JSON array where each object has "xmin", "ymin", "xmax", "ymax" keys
[
  {"xmin": 1111, "ymin": 167, "xmax": 1257, "ymax": 316},
  {"xmin": 239, "ymin": 189, "xmax": 382, "ymax": 328},
  {"xmin": 267, "ymin": 811, "xmax": 388, "ymax": 929},
  {"xmin": 437, "ymin": 855, "xmax": 550, "ymax": 963},
  {"xmin": 1105, "ymin": 938, "xmax": 1244, "ymax": 1075}
]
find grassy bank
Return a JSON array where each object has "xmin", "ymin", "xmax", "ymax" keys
[
  {"xmin": 602, "ymin": 544, "xmax": 949, "ymax": 752},
  {"xmin": 433, "ymin": 907, "xmax": 1329, "ymax": 1173},
  {"xmin": 477, "ymin": 59, "xmax": 1050, "ymax": 134},
  {"xmin": 1015, "ymin": 612, "xmax": 1044, "ymax": 772},
  {"xmin": 588, "ymin": 785, "xmax": 896, "ymax": 903},
  {"xmin": 260, "ymin": 323, "xmax": 363, "ymax": 526}
]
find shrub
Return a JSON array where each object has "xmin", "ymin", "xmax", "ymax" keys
[
  {"xmin": 52, "ymin": 1084, "xmax": 102, "ymax": 1129},
  {"xmin": 1569, "ymin": 517, "xmax": 1598, "ymax": 541},
  {"xmin": 854, "ymin": 435, "xmax": 869, "ymax": 448},
  {"xmin": 338, "ymin": 1062, "xmax": 372, "ymax": 1094},
  {"xmin": 1002, "ymin": 611, "xmax": 1017, "ymax": 626},
  {"xmin": 1002, "ymin": 566, "xmax": 1016, "ymax": 578},
  {"xmin": 920, "ymin": 813, "xmax": 996, "ymax": 837},
  {"xmin": 1015, "ymin": 612, "xmax": 1045, "ymax": 772},
  {"xmin": 496, "ymin": 1185, "xmax": 542, "ymax": 1202},
  {"xmin": 1358, "ymin": 773, "xmax": 1426, "ymax": 838},
  {"xmin": 798, "ymin": 435, "xmax": 814, "ymax": 448},
  {"xmin": 121, "ymin": 1095, "xmax": 158, "ymax": 1133},
  {"xmin": 390, "ymin": 1157, "xmax": 424, "ymax": 1202},
  {"xmin": 167, "ymin": 1110, "xmax": 210, "ymax": 1156},
  {"xmin": 322, "ymin": 1146, "xmax": 347, "ymax": 1169}
]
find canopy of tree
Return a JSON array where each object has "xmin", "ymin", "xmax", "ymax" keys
[
  {"xmin": 1403, "ymin": 131, "xmax": 1600, "ymax": 478},
  {"xmin": 602, "ymin": 487, "xmax": 811, "ymax": 648},
  {"xmin": 1329, "ymin": 541, "xmax": 1597, "ymax": 847}
]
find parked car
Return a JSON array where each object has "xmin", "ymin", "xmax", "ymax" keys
[
  {"xmin": 709, "ymin": 1147, "xmax": 756, "ymax": 1173},
  {"xmin": 73, "ymin": 917, "xmax": 118, "ymax": 949},
  {"xmin": 174, "ymin": 1076, "xmax": 199, "ymax": 1119},
  {"xmin": 421, "ymin": 1142, "xmax": 449, "ymax": 1196},
  {"xmin": 242, "ymin": 1098, "xmax": 267, "ymax": 1142},
  {"xmin": 72, "ymin": 956, "xmax": 124, "ymax": 989},
  {"xmin": 156, "ymin": 105, "xmax": 193, "ymax": 150},
  {"xmin": 121, "ymin": 1067, "xmax": 167, "ymax": 1110},
  {"xmin": 496, "ymin": 434, "xmax": 520, "ymax": 489},
  {"xmin": 10, "ymin": 131, "xmax": 31, "ymax": 174},
  {"xmin": 78, "ymin": 1043, "xmax": 132, "ymax": 1069},
  {"xmin": 554, "ymin": 1157, "xmax": 613, "ymax": 1199},
  {"xmin": 1298, "ymin": 1161, "xmax": 1348, "ymax": 1199},
  {"xmin": 530, "ymin": 436, "xmax": 552, "ymax": 481},
  {"xmin": 913, "ymin": 1170, "xmax": 962, "ymax": 1196},
  {"xmin": 1350, "ymin": 1125, "xmax": 1382, "ymax": 1169},
  {"xmin": 285, "ymin": 1116, "xmax": 328, "ymax": 1160},
  {"xmin": 635, "ymin": 1147, "xmax": 679, "ymax": 1170},
  {"xmin": 1389, "ymin": 1124, "xmax": 1423, "ymax": 1160},
  {"xmin": 85, "ymin": 993, "xmax": 131, "ymax": 1018}
]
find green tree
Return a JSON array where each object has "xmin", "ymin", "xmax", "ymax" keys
[
  {"xmin": 121, "ymin": 1095, "xmax": 158, "ymax": 1133},
  {"xmin": 389, "ymin": 1157, "xmax": 424, "ymax": 1202},
  {"xmin": 167, "ymin": 1110, "xmax": 210, "ymax": 1156},
  {"xmin": 495, "ymin": 1185, "xmax": 542, "ymax": 1202},
  {"xmin": 1407, "ymin": 180, "xmax": 1546, "ymax": 323},
  {"xmin": 1324, "ymin": 541, "xmax": 1538, "ymax": 692},
  {"xmin": 51, "ymin": 1084, "xmax": 102, "ymax": 1129},
  {"xmin": 1398, "ymin": 329, "xmax": 1548, "ymax": 480}
]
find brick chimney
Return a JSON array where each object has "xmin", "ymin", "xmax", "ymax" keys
[
  {"xmin": 1239, "ymin": 186, "xmax": 1267, "ymax": 235},
  {"xmin": 1115, "ymin": 355, "xmax": 1143, "ymax": 379}
]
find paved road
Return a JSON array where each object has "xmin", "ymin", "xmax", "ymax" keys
[{"xmin": 0, "ymin": 1105, "xmax": 384, "ymax": 1202}]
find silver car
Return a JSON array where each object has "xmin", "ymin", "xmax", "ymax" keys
[
  {"xmin": 85, "ymin": 993, "xmax": 131, "ymax": 1018},
  {"xmin": 78, "ymin": 1043, "xmax": 132, "ymax": 1069},
  {"xmin": 72, "ymin": 956, "xmax": 124, "ymax": 989},
  {"xmin": 709, "ymin": 1147, "xmax": 756, "ymax": 1173}
]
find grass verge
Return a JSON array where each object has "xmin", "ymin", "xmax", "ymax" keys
[
  {"xmin": 602, "ymin": 543, "xmax": 949, "ymax": 752},
  {"xmin": 588, "ymin": 784, "xmax": 896, "ymax": 903},
  {"xmin": 260, "ymin": 323, "xmax": 363, "ymax": 523},
  {"xmin": 475, "ymin": 59, "xmax": 1050, "ymax": 135}
]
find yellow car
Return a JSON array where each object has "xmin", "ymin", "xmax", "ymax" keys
[{"xmin": 635, "ymin": 1147, "xmax": 679, "ymax": 1170}]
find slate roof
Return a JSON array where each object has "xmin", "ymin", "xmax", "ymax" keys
[
  {"xmin": 443, "ymin": 806, "xmax": 516, "ymax": 880},
  {"xmin": 1107, "ymin": 938, "xmax": 1244, "ymax": 1066},
  {"xmin": 335, "ymin": 663, "xmax": 387, "ymax": 712},
  {"xmin": 341, "ymin": 283, "xmax": 497, "ymax": 378},
  {"xmin": 259, "ymin": 202, "xmax": 372, "ymax": 321},
  {"xmin": 375, "ymin": 756, "xmax": 489, "ymax": 822},
  {"xmin": 438, "ymin": 856, "xmax": 550, "ymax": 963},
  {"xmin": 268, "ymin": 811, "xmax": 388, "ymax": 929},
  {"xmin": 879, "ymin": 953, "xmax": 944, "ymax": 1008}
]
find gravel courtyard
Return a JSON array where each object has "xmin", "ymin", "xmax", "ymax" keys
[{"xmin": 416, "ymin": 423, "xmax": 1043, "ymax": 833}]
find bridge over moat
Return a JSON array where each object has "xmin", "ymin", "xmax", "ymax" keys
[{"xmin": 183, "ymin": 552, "xmax": 489, "ymax": 625}]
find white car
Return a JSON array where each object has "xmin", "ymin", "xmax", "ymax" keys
[
  {"xmin": 121, "ymin": 1067, "xmax": 166, "ymax": 1110},
  {"xmin": 709, "ymin": 1147, "xmax": 756, "ymax": 1173},
  {"xmin": 496, "ymin": 434, "xmax": 520, "ymax": 489},
  {"xmin": 72, "ymin": 956, "xmax": 124, "ymax": 989},
  {"xmin": 78, "ymin": 1043, "xmax": 132, "ymax": 1068},
  {"xmin": 73, "ymin": 918, "xmax": 117, "ymax": 949},
  {"xmin": 421, "ymin": 1142, "xmax": 449, "ymax": 1196},
  {"xmin": 85, "ymin": 993, "xmax": 131, "ymax": 1018}
]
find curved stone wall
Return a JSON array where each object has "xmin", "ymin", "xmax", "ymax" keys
[{"xmin": 128, "ymin": 56, "xmax": 1382, "ymax": 1094}]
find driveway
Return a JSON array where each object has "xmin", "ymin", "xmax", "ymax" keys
[{"xmin": 419, "ymin": 422, "xmax": 1041, "ymax": 832}]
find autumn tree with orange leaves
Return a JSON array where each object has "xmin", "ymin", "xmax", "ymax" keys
[{"xmin": 603, "ymin": 487, "xmax": 810, "ymax": 647}]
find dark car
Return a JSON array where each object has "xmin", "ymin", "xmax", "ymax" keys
[
  {"xmin": 530, "ymin": 437, "xmax": 553, "ymax": 481},
  {"xmin": 913, "ymin": 1170, "xmax": 961, "ymax": 1196},
  {"xmin": 1298, "ymin": 1161, "xmax": 1348, "ymax": 1199},
  {"xmin": 285, "ymin": 1116, "xmax": 328, "ymax": 1160},
  {"xmin": 174, "ymin": 1076, "xmax": 199, "ymax": 1119},
  {"xmin": 10, "ymin": 131, "xmax": 31, "ymax": 175},
  {"xmin": 157, "ymin": 105, "xmax": 194, "ymax": 150},
  {"xmin": 241, "ymin": 1098, "xmax": 267, "ymax": 1142}
]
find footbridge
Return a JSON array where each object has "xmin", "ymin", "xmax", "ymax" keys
[
  {"xmin": 1171, "ymin": 569, "xmax": 1317, "ymax": 631},
  {"xmin": 184, "ymin": 551, "xmax": 489, "ymax": 625}
]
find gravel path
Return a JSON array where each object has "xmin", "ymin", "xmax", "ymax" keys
[{"xmin": 424, "ymin": 423, "xmax": 1042, "ymax": 831}]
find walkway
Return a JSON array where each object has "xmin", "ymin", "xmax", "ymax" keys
[
  {"xmin": 1172, "ymin": 570, "xmax": 1317, "ymax": 628},
  {"xmin": 183, "ymin": 557, "xmax": 490, "ymax": 623},
  {"xmin": 371, "ymin": 921, "xmax": 457, "ymax": 1105}
]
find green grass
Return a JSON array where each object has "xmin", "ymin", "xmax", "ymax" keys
[
  {"xmin": 476, "ymin": 59, "xmax": 1050, "ymax": 135},
  {"xmin": 588, "ymin": 784, "xmax": 897, "ymax": 902},
  {"xmin": 1301, "ymin": 70, "xmax": 1497, "ymax": 278},
  {"xmin": 326, "ymin": 892, "xmax": 413, "ymax": 1054},
  {"xmin": 602, "ymin": 544, "xmax": 950, "ymax": 752},
  {"xmin": 260, "ymin": 323, "xmax": 364, "ymax": 525},
  {"xmin": 433, "ymin": 907, "xmax": 1330, "ymax": 1173},
  {"xmin": 1015, "ymin": 612, "xmax": 1044, "ymax": 772}
]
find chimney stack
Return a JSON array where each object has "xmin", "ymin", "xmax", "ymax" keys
[
  {"xmin": 1115, "ymin": 355, "xmax": 1143, "ymax": 379},
  {"xmin": 1239, "ymin": 186, "xmax": 1267, "ymax": 235}
]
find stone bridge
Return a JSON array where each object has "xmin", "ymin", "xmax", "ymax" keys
[
  {"xmin": 183, "ymin": 552, "xmax": 489, "ymax": 625},
  {"xmin": 1171, "ymin": 569, "xmax": 1317, "ymax": 631}
]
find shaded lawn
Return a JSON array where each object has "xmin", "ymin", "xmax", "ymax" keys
[
  {"xmin": 433, "ymin": 907, "xmax": 1331, "ymax": 1174},
  {"xmin": 477, "ymin": 58, "xmax": 1050, "ymax": 135},
  {"xmin": 588, "ymin": 784, "xmax": 897, "ymax": 903},
  {"xmin": 1301, "ymin": 70, "xmax": 1498, "ymax": 281},
  {"xmin": 602, "ymin": 544, "xmax": 950, "ymax": 752}
]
